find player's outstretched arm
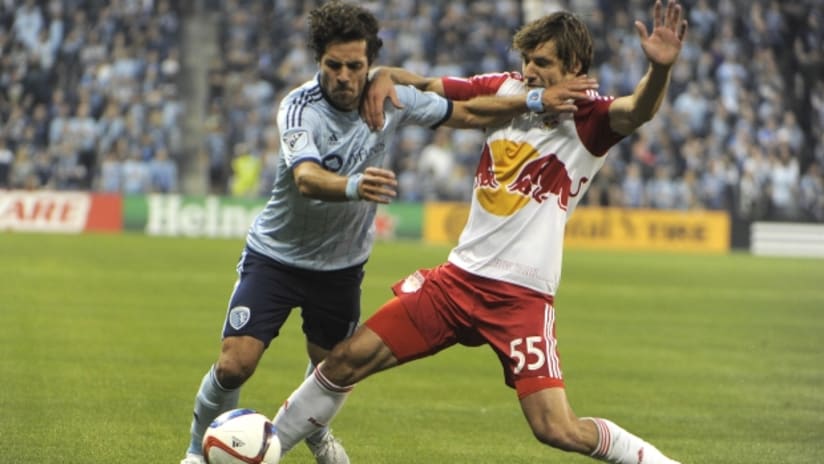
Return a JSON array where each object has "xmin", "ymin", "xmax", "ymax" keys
[
  {"xmin": 293, "ymin": 163, "xmax": 397, "ymax": 204},
  {"xmin": 362, "ymin": 67, "xmax": 445, "ymax": 131},
  {"xmin": 445, "ymin": 76, "xmax": 598, "ymax": 129},
  {"xmin": 608, "ymin": 0, "xmax": 688, "ymax": 135}
]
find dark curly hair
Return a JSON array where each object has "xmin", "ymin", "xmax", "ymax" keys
[
  {"xmin": 513, "ymin": 12, "xmax": 593, "ymax": 75},
  {"xmin": 308, "ymin": 1, "xmax": 383, "ymax": 64}
]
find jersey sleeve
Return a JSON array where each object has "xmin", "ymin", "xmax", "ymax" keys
[
  {"xmin": 573, "ymin": 92, "xmax": 626, "ymax": 157},
  {"xmin": 441, "ymin": 72, "xmax": 521, "ymax": 100},
  {"xmin": 277, "ymin": 100, "xmax": 323, "ymax": 169},
  {"xmin": 393, "ymin": 84, "xmax": 453, "ymax": 129}
]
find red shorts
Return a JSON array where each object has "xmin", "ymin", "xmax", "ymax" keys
[{"xmin": 365, "ymin": 262, "xmax": 564, "ymax": 399}]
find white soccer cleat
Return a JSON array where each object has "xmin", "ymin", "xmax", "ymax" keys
[
  {"xmin": 305, "ymin": 432, "xmax": 350, "ymax": 464},
  {"xmin": 179, "ymin": 453, "xmax": 205, "ymax": 464}
]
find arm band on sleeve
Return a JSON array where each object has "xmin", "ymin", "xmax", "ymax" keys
[
  {"xmin": 345, "ymin": 173, "xmax": 363, "ymax": 200},
  {"xmin": 526, "ymin": 88, "xmax": 545, "ymax": 113}
]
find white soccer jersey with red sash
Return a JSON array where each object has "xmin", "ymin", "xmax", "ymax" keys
[{"xmin": 442, "ymin": 72, "xmax": 625, "ymax": 295}]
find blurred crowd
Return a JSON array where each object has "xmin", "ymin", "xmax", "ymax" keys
[
  {"xmin": 1, "ymin": 0, "xmax": 822, "ymax": 223},
  {"xmin": 0, "ymin": 0, "xmax": 182, "ymax": 194}
]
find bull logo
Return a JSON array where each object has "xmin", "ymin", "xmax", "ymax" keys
[
  {"xmin": 474, "ymin": 145, "xmax": 498, "ymax": 189},
  {"xmin": 506, "ymin": 154, "xmax": 588, "ymax": 210},
  {"xmin": 475, "ymin": 139, "xmax": 588, "ymax": 215}
]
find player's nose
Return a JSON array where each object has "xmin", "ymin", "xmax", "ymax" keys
[{"xmin": 336, "ymin": 68, "xmax": 351, "ymax": 84}]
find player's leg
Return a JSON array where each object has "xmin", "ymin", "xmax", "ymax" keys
[
  {"xmin": 520, "ymin": 389, "xmax": 680, "ymax": 463},
  {"xmin": 273, "ymin": 323, "xmax": 395, "ymax": 452},
  {"xmin": 480, "ymin": 287, "xmax": 680, "ymax": 464},
  {"xmin": 274, "ymin": 267, "xmax": 454, "ymax": 447},
  {"xmin": 273, "ymin": 265, "xmax": 461, "ymax": 455},
  {"xmin": 301, "ymin": 358, "xmax": 350, "ymax": 464},
  {"xmin": 182, "ymin": 249, "xmax": 296, "ymax": 462},
  {"xmin": 519, "ymin": 387, "xmax": 598, "ymax": 453},
  {"xmin": 183, "ymin": 336, "xmax": 264, "ymax": 459},
  {"xmin": 297, "ymin": 264, "xmax": 365, "ymax": 463}
]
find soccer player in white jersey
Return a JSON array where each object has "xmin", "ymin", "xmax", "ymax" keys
[
  {"xmin": 179, "ymin": 2, "xmax": 598, "ymax": 464},
  {"xmin": 269, "ymin": 1, "xmax": 689, "ymax": 463}
]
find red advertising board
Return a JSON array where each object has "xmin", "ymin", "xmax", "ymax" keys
[{"xmin": 0, "ymin": 191, "xmax": 122, "ymax": 233}]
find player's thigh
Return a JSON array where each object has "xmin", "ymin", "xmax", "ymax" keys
[
  {"xmin": 367, "ymin": 268, "xmax": 463, "ymax": 363},
  {"xmin": 364, "ymin": 295, "xmax": 438, "ymax": 364},
  {"xmin": 475, "ymin": 287, "xmax": 564, "ymax": 396},
  {"xmin": 301, "ymin": 264, "xmax": 364, "ymax": 350},
  {"xmin": 223, "ymin": 250, "xmax": 303, "ymax": 348}
]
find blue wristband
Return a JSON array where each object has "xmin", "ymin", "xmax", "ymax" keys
[
  {"xmin": 526, "ymin": 88, "xmax": 545, "ymax": 113},
  {"xmin": 345, "ymin": 173, "xmax": 363, "ymax": 200}
]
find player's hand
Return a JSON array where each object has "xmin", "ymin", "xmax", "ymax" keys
[
  {"xmin": 357, "ymin": 166, "xmax": 398, "ymax": 204},
  {"xmin": 361, "ymin": 68, "xmax": 404, "ymax": 132},
  {"xmin": 635, "ymin": 0, "xmax": 688, "ymax": 68},
  {"xmin": 541, "ymin": 75, "xmax": 599, "ymax": 114}
]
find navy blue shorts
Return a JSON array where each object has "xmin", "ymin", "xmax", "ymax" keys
[{"xmin": 222, "ymin": 247, "xmax": 363, "ymax": 350}]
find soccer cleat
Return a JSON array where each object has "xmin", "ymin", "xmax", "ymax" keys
[
  {"xmin": 179, "ymin": 453, "xmax": 205, "ymax": 464},
  {"xmin": 305, "ymin": 432, "xmax": 350, "ymax": 464}
]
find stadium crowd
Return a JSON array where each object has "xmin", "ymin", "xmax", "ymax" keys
[{"xmin": 1, "ymin": 0, "xmax": 822, "ymax": 223}]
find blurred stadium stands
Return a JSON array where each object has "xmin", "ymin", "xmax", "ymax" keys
[{"xmin": 0, "ymin": 0, "xmax": 821, "ymax": 223}]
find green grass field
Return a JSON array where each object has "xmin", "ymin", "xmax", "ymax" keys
[{"xmin": 1, "ymin": 232, "xmax": 822, "ymax": 464}]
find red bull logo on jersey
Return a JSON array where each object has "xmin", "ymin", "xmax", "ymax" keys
[
  {"xmin": 475, "ymin": 139, "xmax": 588, "ymax": 215},
  {"xmin": 507, "ymin": 153, "xmax": 588, "ymax": 210},
  {"xmin": 474, "ymin": 144, "xmax": 499, "ymax": 189}
]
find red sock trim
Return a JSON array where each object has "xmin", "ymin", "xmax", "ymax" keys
[
  {"xmin": 312, "ymin": 364, "xmax": 354, "ymax": 394},
  {"xmin": 592, "ymin": 418, "xmax": 611, "ymax": 458}
]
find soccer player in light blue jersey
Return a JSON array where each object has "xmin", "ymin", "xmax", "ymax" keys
[{"xmin": 180, "ymin": 3, "xmax": 597, "ymax": 464}]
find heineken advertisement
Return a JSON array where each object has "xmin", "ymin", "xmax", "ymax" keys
[
  {"xmin": 124, "ymin": 194, "xmax": 425, "ymax": 239},
  {"xmin": 125, "ymin": 195, "xmax": 263, "ymax": 238}
]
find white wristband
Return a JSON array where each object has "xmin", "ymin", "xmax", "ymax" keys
[
  {"xmin": 345, "ymin": 173, "xmax": 363, "ymax": 200},
  {"xmin": 526, "ymin": 88, "xmax": 545, "ymax": 113}
]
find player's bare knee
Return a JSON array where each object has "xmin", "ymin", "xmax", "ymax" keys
[{"xmin": 214, "ymin": 358, "xmax": 255, "ymax": 389}]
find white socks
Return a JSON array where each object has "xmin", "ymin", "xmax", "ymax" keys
[
  {"xmin": 273, "ymin": 365, "xmax": 353, "ymax": 452},
  {"xmin": 186, "ymin": 366, "xmax": 240, "ymax": 455},
  {"xmin": 303, "ymin": 362, "xmax": 331, "ymax": 446},
  {"xmin": 585, "ymin": 417, "xmax": 680, "ymax": 464}
]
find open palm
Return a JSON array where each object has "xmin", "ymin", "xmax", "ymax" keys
[{"xmin": 635, "ymin": 0, "xmax": 688, "ymax": 67}]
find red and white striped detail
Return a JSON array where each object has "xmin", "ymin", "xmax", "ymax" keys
[
  {"xmin": 593, "ymin": 418, "xmax": 613, "ymax": 458},
  {"xmin": 312, "ymin": 365, "xmax": 354, "ymax": 394},
  {"xmin": 543, "ymin": 304, "xmax": 563, "ymax": 379}
]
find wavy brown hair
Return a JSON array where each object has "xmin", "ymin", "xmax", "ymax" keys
[
  {"xmin": 308, "ymin": 1, "xmax": 383, "ymax": 64},
  {"xmin": 513, "ymin": 12, "xmax": 593, "ymax": 75}
]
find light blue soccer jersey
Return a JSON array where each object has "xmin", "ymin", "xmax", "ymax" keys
[{"xmin": 246, "ymin": 75, "xmax": 452, "ymax": 270}]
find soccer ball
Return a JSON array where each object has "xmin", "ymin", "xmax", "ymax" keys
[{"xmin": 202, "ymin": 408, "xmax": 282, "ymax": 464}]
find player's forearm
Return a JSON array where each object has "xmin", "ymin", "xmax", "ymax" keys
[
  {"xmin": 294, "ymin": 166, "xmax": 350, "ymax": 201},
  {"xmin": 373, "ymin": 66, "xmax": 440, "ymax": 92},
  {"xmin": 447, "ymin": 95, "xmax": 528, "ymax": 129},
  {"xmin": 628, "ymin": 63, "xmax": 672, "ymax": 124}
]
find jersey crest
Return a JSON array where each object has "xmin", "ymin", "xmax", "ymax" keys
[{"xmin": 282, "ymin": 129, "xmax": 309, "ymax": 152}]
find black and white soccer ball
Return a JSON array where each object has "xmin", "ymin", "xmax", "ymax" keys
[{"xmin": 202, "ymin": 409, "xmax": 281, "ymax": 464}]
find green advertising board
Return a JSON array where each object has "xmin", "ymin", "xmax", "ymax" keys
[{"xmin": 124, "ymin": 194, "xmax": 424, "ymax": 240}]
